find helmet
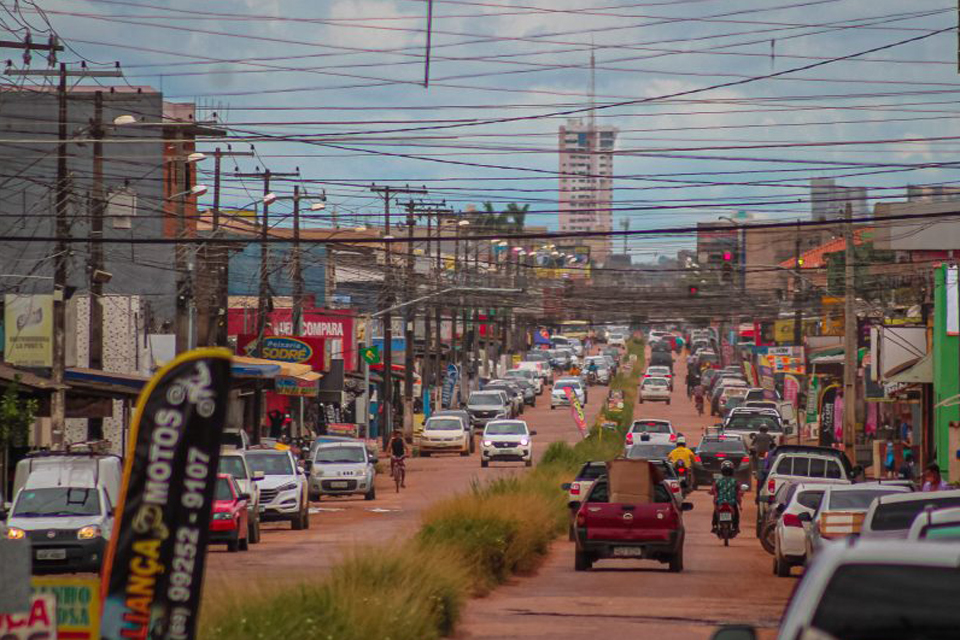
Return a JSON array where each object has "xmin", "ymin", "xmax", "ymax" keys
[
  {"xmin": 720, "ymin": 460, "xmax": 735, "ymax": 476},
  {"xmin": 759, "ymin": 424, "xmax": 769, "ymax": 433},
  {"xmin": 676, "ymin": 436, "xmax": 687, "ymax": 447}
]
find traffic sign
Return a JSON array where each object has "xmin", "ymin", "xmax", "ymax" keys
[{"xmin": 360, "ymin": 345, "xmax": 381, "ymax": 365}]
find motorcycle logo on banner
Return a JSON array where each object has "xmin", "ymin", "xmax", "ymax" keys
[
  {"xmin": 100, "ymin": 348, "xmax": 232, "ymax": 640},
  {"xmin": 563, "ymin": 387, "xmax": 587, "ymax": 437}
]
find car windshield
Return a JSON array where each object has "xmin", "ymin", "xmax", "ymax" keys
[
  {"xmin": 627, "ymin": 444, "xmax": 676, "ymax": 459},
  {"xmin": 697, "ymin": 439, "xmax": 748, "ymax": 454},
  {"xmin": 555, "ymin": 380, "xmax": 581, "ymax": 390},
  {"xmin": 631, "ymin": 421, "xmax": 671, "ymax": 434},
  {"xmin": 725, "ymin": 414, "xmax": 782, "ymax": 432},
  {"xmin": 647, "ymin": 368, "xmax": 669, "ymax": 375},
  {"xmin": 218, "ymin": 456, "xmax": 248, "ymax": 479},
  {"xmin": 870, "ymin": 497, "xmax": 960, "ymax": 531},
  {"xmin": 13, "ymin": 487, "xmax": 101, "ymax": 517},
  {"xmin": 577, "ymin": 464, "xmax": 607, "ymax": 480},
  {"xmin": 828, "ymin": 489, "xmax": 899, "ymax": 510},
  {"xmin": 315, "ymin": 446, "xmax": 366, "ymax": 464},
  {"xmin": 426, "ymin": 418, "xmax": 462, "ymax": 432},
  {"xmin": 643, "ymin": 378, "xmax": 668, "ymax": 387},
  {"xmin": 485, "ymin": 422, "xmax": 527, "ymax": 436},
  {"xmin": 215, "ymin": 477, "xmax": 235, "ymax": 501},
  {"xmin": 469, "ymin": 393, "xmax": 503, "ymax": 407},
  {"xmin": 810, "ymin": 564, "xmax": 960, "ymax": 640},
  {"xmin": 525, "ymin": 352, "xmax": 548, "ymax": 362},
  {"xmin": 245, "ymin": 452, "xmax": 294, "ymax": 476}
]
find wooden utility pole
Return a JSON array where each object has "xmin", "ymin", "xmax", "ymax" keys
[
  {"xmin": 842, "ymin": 202, "xmax": 857, "ymax": 462},
  {"xmin": 404, "ymin": 200, "xmax": 417, "ymax": 432},
  {"xmin": 87, "ymin": 90, "xmax": 105, "ymax": 441},
  {"xmin": 793, "ymin": 218, "xmax": 803, "ymax": 347},
  {"xmin": 51, "ymin": 62, "xmax": 68, "ymax": 449}
]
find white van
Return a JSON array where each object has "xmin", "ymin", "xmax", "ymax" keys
[{"xmin": 13, "ymin": 453, "xmax": 121, "ymax": 508}]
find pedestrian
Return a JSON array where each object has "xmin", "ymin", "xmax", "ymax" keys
[
  {"xmin": 921, "ymin": 462, "xmax": 950, "ymax": 492},
  {"xmin": 898, "ymin": 449, "xmax": 918, "ymax": 483},
  {"xmin": 883, "ymin": 439, "xmax": 896, "ymax": 479},
  {"xmin": 899, "ymin": 418, "xmax": 913, "ymax": 445}
]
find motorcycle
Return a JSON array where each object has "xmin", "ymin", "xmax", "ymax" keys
[
  {"xmin": 674, "ymin": 460, "xmax": 693, "ymax": 496},
  {"xmin": 587, "ymin": 370, "xmax": 598, "ymax": 386},
  {"xmin": 715, "ymin": 503, "xmax": 738, "ymax": 546},
  {"xmin": 694, "ymin": 395, "xmax": 704, "ymax": 416}
]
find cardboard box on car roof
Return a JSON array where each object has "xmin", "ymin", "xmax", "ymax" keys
[{"xmin": 607, "ymin": 458, "xmax": 663, "ymax": 503}]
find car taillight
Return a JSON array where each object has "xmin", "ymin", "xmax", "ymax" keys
[
  {"xmin": 694, "ymin": 455, "xmax": 701, "ymax": 463},
  {"xmin": 670, "ymin": 484, "xmax": 680, "ymax": 493},
  {"xmin": 715, "ymin": 453, "xmax": 726, "ymax": 458},
  {"xmin": 741, "ymin": 456, "xmax": 751, "ymax": 464},
  {"xmin": 570, "ymin": 482, "xmax": 581, "ymax": 495},
  {"xmin": 767, "ymin": 478, "xmax": 776, "ymax": 494},
  {"xmin": 626, "ymin": 433, "xmax": 633, "ymax": 445},
  {"xmin": 669, "ymin": 433, "xmax": 677, "ymax": 442},
  {"xmin": 782, "ymin": 513, "xmax": 803, "ymax": 528}
]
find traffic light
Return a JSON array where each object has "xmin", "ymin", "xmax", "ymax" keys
[
  {"xmin": 688, "ymin": 285, "xmax": 699, "ymax": 297},
  {"xmin": 722, "ymin": 250, "xmax": 733, "ymax": 261}
]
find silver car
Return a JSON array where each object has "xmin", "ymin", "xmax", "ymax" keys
[{"xmin": 308, "ymin": 442, "xmax": 377, "ymax": 501}]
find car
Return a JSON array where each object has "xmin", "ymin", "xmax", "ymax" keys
[
  {"xmin": 723, "ymin": 408, "xmax": 786, "ymax": 445},
  {"xmin": 308, "ymin": 435, "xmax": 360, "ymax": 462},
  {"xmin": 584, "ymin": 356, "xmax": 612, "ymax": 385},
  {"xmin": 466, "ymin": 390, "xmax": 511, "ymax": 427},
  {"xmin": 623, "ymin": 449, "xmax": 684, "ymax": 500},
  {"xmin": 625, "ymin": 419, "xmax": 676, "ymax": 448},
  {"xmin": 511, "ymin": 377, "xmax": 538, "ymax": 406},
  {"xmin": 567, "ymin": 337, "xmax": 585, "ymax": 357},
  {"xmin": 860, "ymin": 490, "xmax": 960, "ymax": 540},
  {"xmin": 907, "ymin": 506, "xmax": 960, "ymax": 540},
  {"xmin": 743, "ymin": 400, "xmax": 779, "ymax": 412},
  {"xmin": 218, "ymin": 449, "xmax": 264, "ymax": 544},
  {"xmin": 744, "ymin": 387, "xmax": 781, "ymax": 403},
  {"xmin": 480, "ymin": 419, "xmax": 535, "ymax": 468},
  {"xmin": 648, "ymin": 350, "xmax": 674, "ymax": 372},
  {"xmin": 516, "ymin": 360, "xmax": 549, "ymax": 386},
  {"xmin": 209, "ymin": 473, "xmax": 250, "ymax": 552},
  {"xmin": 562, "ymin": 461, "xmax": 607, "ymax": 510},
  {"xmin": 307, "ymin": 441, "xmax": 377, "ymax": 501},
  {"xmin": 801, "ymin": 484, "xmax": 911, "ymax": 563},
  {"xmin": 692, "ymin": 435, "xmax": 751, "ymax": 489},
  {"xmin": 5, "ymin": 469, "xmax": 115, "ymax": 573},
  {"xmin": 505, "ymin": 368, "xmax": 542, "ymax": 395},
  {"xmin": 244, "ymin": 447, "xmax": 310, "ymax": 530},
  {"xmin": 769, "ymin": 482, "xmax": 830, "ymax": 574},
  {"xmin": 571, "ymin": 468, "xmax": 692, "ymax": 572},
  {"xmin": 639, "ymin": 376, "xmax": 671, "ymax": 404},
  {"xmin": 484, "ymin": 380, "xmax": 525, "ymax": 415},
  {"xmin": 718, "ymin": 389, "xmax": 748, "ymax": 418},
  {"xmin": 433, "ymin": 409, "xmax": 476, "ymax": 453},
  {"xmin": 644, "ymin": 365, "xmax": 673, "ymax": 390},
  {"xmin": 607, "ymin": 333, "xmax": 626, "ymax": 347},
  {"xmin": 551, "ymin": 377, "xmax": 586, "ymax": 410},
  {"xmin": 710, "ymin": 383, "xmax": 747, "ymax": 416},
  {"xmin": 710, "ymin": 539, "xmax": 960, "ymax": 640},
  {"xmin": 221, "ymin": 428, "xmax": 251, "ymax": 450},
  {"xmin": 419, "ymin": 414, "xmax": 471, "ymax": 457}
]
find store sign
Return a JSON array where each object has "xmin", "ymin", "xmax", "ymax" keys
[
  {"xmin": 275, "ymin": 375, "xmax": 319, "ymax": 397},
  {"xmin": 238, "ymin": 334, "xmax": 326, "ymax": 370},
  {"xmin": 4, "ymin": 294, "xmax": 53, "ymax": 367},
  {"xmin": 327, "ymin": 423, "xmax": 360, "ymax": 438},
  {"xmin": 32, "ymin": 576, "xmax": 101, "ymax": 639},
  {"xmin": 228, "ymin": 309, "xmax": 357, "ymax": 371},
  {"xmin": 0, "ymin": 594, "xmax": 56, "ymax": 639}
]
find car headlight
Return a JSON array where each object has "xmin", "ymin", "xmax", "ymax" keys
[
  {"xmin": 77, "ymin": 525, "xmax": 101, "ymax": 540},
  {"xmin": 212, "ymin": 512, "xmax": 233, "ymax": 520},
  {"xmin": 6, "ymin": 527, "xmax": 25, "ymax": 540},
  {"xmin": 520, "ymin": 438, "xmax": 529, "ymax": 446},
  {"xmin": 483, "ymin": 440, "xmax": 493, "ymax": 447},
  {"xmin": 276, "ymin": 482, "xmax": 298, "ymax": 492}
]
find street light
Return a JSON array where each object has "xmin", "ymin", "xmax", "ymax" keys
[
  {"xmin": 170, "ymin": 184, "xmax": 208, "ymax": 198},
  {"xmin": 112, "ymin": 114, "xmax": 137, "ymax": 126},
  {"xmin": 187, "ymin": 152, "xmax": 206, "ymax": 164},
  {"xmin": 262, "ymin": 192, "xmax": 278, "ymax": 206},
  {"xmin": 310, "ymin": 202, "xmax": 326, "ymax": 211},
  {"xmin": 458, "ymin": 219, "xmax": 470, "ymax": 227}
]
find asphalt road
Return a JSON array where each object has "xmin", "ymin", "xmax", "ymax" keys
[{"xmin": 454, "ymin": 352, "xmax": 796, "ymax": 640}]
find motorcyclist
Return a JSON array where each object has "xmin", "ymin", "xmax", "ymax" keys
[
  {"xmin": 750, "ymin": 424, "xmax": 776, "ymax": 485},
  {"xmin": 587, "ymin": 359, "xmax": 599, "ymax": 383},
  {"xmin": 711, "ymin": 460, "xmax": 743, "ymax": 533},
  {"xmin": 388, "ymin": 428, "xmax": 407, "ymax": 488},
  {"xmin": 693, "ymin": 384, "xmax": 705, "ymax": 415},
  {"xmin": 668, "ymin": 436, "xmax": 696, "ymax": 469}
]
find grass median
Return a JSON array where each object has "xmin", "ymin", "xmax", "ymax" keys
[{"xmin": 200, "ymin": 339, "xmax": 645, "ymax": 640}]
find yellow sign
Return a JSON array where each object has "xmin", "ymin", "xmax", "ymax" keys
[
  {"xmin": 4, "ymin": 294, "xmax": 53, "ymax": 367},
  {"xmin": 821, "ymin": 313, "xmax": 844, "ymax": 336},
  {"xmin": 31, "ymin": 576, "xmax": 101, "ymax": 640}
]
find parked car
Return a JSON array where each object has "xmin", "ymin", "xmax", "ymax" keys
[
  {"xmin": 907, "ymin": 506, "xmax": 960, "ymax": 540},
  {"xmin": 244, "ymin": 447, "xmax": 310, "ymax": 530},
  {"xmin": 433, "ymin": 409, "xmax": 475, "ymax": 453},
  {"xmin": 625, "ymin": 419, "xmax": 676, "ymax": 448},
  {"xmin": 218, "ymin": 449, "xmax": 264, "ymax": 543},
  {"xmin": 639, "ymin": 376, "xmax": 671, "ymax": 404},
  {"xmin": 710, "ymin": 539, "xmax": 960, "ymax": 640},
  {"xmin": 480, "ymin": 419, "xmax": 535, "ymax": 468},
  {"xmin": 419, "ymin": 414, "xmax": 471, "ymax": 457},
  {"xmin": 551, "ymin": 377, "xmax": 586, "ymax": 409},
  {"xmin": 466, "ymin": 391, "xmax": 510, "ymax": 428},
  {"xmin": 860, "ymin": 490, "xmax": 960, "ymax": 539},
  {"xmin": 571, "ymin": 472, "xmax": 692, "ymax": 572},
  {"xmin": 505, "ymin": 367, "xmax": 542, "ymax": 395},
  {"xmin": 5, "ymin": 467, "xmax": 115, "ymax": 573},
  {"xmin": 209, "ymin": 473, "xmax": 250, "ymax": 552},
  {"xmin": 770, "ymin": 482, "xmax": 830, "ymax": 575},
  {"xmin": 692, "ymin": 435, "xmax": 751, "ymax": 489},
  {"xmin": 801, "ymin": 484, "xmax": 911, "ymax": 562},
  {"xmin": 512, "ymin": 377, "xmax": 538, "ymax": 406},
  {"xmin": 307, "ymin": 442, "xmax": 377, "ymax": 501}
]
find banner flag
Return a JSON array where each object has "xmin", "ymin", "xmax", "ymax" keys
[
  {"xmin": 564, "ymin": 387, "xmax": 587, "ymax": 437},
  {"xmin": 100, "ymin": 348, "xmax": 232, "ymax": 640}
]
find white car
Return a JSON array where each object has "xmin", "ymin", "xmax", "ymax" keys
[
  {"xmin": 607, "ymin": 333, "xmax": 626, "ymax": 347},
  {"xmin": 624, "ymin": 419, "xmax": 676, "ymax": 449},
  {"xmin": 861, "ymin": 490, "xmax": 960, "ymax": 540},
  {"xmin": 308, "ymin": 442, "xmax": 377, "ymax": 501},
  {"xmin": 644, "ymin": 365, "xmax": 673, "ymax": 390},
  {"xmin": 505, "ymin": 368, "xmax": 542, "ymax": 395},
  {"xmin": 551, "ymin": 377, "xmax": 586, "ymax": 409},
  {"xmin": 219, "ymin": 449, "xmax": 265, "ymax": 543},
  {"xmin": 757, "ymin": 448, "xmax": 853, "ymax": 531},
  {"xmin": 419, "ymin": 415, "xmax": 471, "ymax": 457},
  {"xmin": 711, "ymin": 539, "xmax": 960, "ymax": 640},
  {"xmin": 584, "ymin": 356, "xmax": 611, "ymax": 384},
  {"xmin": 516, "ymin": 360, "xmax": 549, "ymax": 385},
  {"xmin": 907, "ymin": 506, "xmax": 960, "ymax": 540},
  {"xmin": 639, "ymin": 376, "xmax": 671, "ymax": 404},
  {"xmin": 481, "ymin": 419, "xmax": 535, "ymax": 468},
  {"xmin": 244, "ymin": 448, "xmax": 310, "ymax": 530},
  {"xmin": 771, "ymin": 482, "xmax": 830, "ymax": 577}
]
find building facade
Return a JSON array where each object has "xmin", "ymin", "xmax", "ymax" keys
[{"xmin": 558, "ymin": 119, "xmax": 616, "ymax": 262}]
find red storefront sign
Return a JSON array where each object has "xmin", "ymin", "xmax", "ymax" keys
[
  {"xmin": 229, "ymin": 309, "xmax": 356, "ymax": 370},
  {"xmin": 237, "ymin": 334, "xmax": 327, "ymax": 370}
]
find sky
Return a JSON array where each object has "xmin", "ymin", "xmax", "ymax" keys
[{"xmin": 9, "ymin": 0, "xmax": 960, "ymax": 261}]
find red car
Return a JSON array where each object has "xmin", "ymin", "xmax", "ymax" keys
[{"xmin": 210, "ymin": 473, "xmax": 249, "ymax": 552}]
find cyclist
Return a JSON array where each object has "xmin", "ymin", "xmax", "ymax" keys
[{"xmin": 388, "ymin": 428, "xmax": 407, "ymax": 488}]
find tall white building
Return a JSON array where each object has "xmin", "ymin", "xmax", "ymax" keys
[{"xmin": 558, "ymin": 119, "xmax": 616, "ymax": 262}]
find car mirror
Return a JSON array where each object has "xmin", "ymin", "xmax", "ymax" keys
[
  {"xmin": 238, "ymin": 492, "xmax": 251, "ymax": 501},
  {"xmin": 530, "ymin": 430, "xmax": 538, "ymax": 436},
  {"xmin": 798, "ymin": 512, "xmax": 812, "ymax": 523},
  {"xmin": 710, "ymin": 626, "xmax": 757, "ymax": 640},
  {"xmin": 252, "ymin": 471, "xmax": 265, "ymax": 481},
  {"xmin": 561, "ymin": 483, "xmax": 572, "ymax": 491},
  {"xmin": 681, "ymin": 502, "xmax": 694, "ymax": 512}
]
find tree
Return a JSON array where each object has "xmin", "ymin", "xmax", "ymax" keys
[
  {"xmin": 477, "ymin": 202, "xmax": 528, "ymax": 233},
  {"xmin": 0, "ymin": 376, "xmax": 38, "ymax": 498}
]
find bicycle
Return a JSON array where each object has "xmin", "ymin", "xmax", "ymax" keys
[{"xmin": 391, "ymin": 455, "xmax": 406, "ymax": 493}]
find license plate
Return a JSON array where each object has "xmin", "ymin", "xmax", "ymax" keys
[
  {"xmin": 36, "ymin": 549, "xmax": 66, "ymax": 560},
  {"xmin": 718, "ymin": 512, "xmax": 733, "ymax": 522},
  {"xmin": 612, "ymin": 547, "xmax": 645, "ymax": 558},
  {"xmin": 330, "ymin": 481, "xmax": 349, "ymax": 488}
]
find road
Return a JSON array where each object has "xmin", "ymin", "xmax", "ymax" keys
[
  {"xmin": 454, "ymin": 354, "xmax": 795, "ymax": 640},
  {"xmin": 201, "ymin": 376, "xmax": 611, "ymax": 601}
]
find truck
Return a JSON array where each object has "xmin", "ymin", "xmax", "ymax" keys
[{"xmin": 572, "ymin": 459, "xmax": 692, "ymax": 572}]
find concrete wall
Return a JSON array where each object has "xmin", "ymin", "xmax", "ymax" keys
[
  {"xmin": 933, "ymin": 265, "xmax": 959, "ymax": 479},
  {"xmin": 874, "ymin": 200, "xmax": 960, "ymax": 252}
]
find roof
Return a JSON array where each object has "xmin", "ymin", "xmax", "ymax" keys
[
  {"xmin": 871, "ymin": 490, "xmax": 960, "ymax": 505},
  {"xmin": 0, "ymin": 363, "xmax": 68, "ymax": 391},
  {"xmin": 780, "ymin": 227, "xmax": 873, "ymax": 270}
]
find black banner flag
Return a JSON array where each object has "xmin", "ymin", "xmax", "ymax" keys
[{"xmin": 100, "ymin": 348, "xmax": 233, "ymax": 640}]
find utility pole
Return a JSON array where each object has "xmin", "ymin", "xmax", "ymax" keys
[
  {"xmin": 842, "ymin": 202, "xmax": 857, "ymax": 463},
  {"xmin": 51, "ymin": 62, "xmax": 68, "ymax": 449},
  {"xmin": 793, "ymin": 218, "xmax": 803, "ymax": 347},
  {"xmin": 370, "ymin": 184, "xmax": 426, "ymax": 446},
  {"xmin": 404, "ymin": 200, "xmax": 416, "ymax": 433},
  {"xmin": 87, "ymin": 90, "xmax": 105, "ymax": 441}
]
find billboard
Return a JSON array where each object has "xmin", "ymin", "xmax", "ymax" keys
[
  {"xmin": 4, "ymin": 294, "xmax": 53, "ymax": 367},
  {"xmin": 237, "ymin": 334, "xmax": 326, "ymax": 370}
]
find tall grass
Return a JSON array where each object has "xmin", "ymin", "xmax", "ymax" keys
[{"xmin": 200, "ymin": 338, "xmax": 647, "ymax": 640}]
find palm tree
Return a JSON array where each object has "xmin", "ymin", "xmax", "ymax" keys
[{"xmin": 477, "ymin": 202, "xmax": 528, "ymax": 233}]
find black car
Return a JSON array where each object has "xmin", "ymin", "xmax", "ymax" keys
[{"xmin": 692, "ymin": 435, "xmax": 751, "ymax": 488}]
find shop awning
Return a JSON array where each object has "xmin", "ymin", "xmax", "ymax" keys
[
  {"xmin": 885, "ymin": 352, "xmax": 933, "ymax": 385},
  {"xmin": 231, "ymin": 355, "xmax": 316, "ymax": 380},
  {"xmin": 65, "ymin": 367, "xmax": 148, "ymax": 396},
  {"xmin": 809, "ymin": 347, "xmax": 844, "ymax": 364}
]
